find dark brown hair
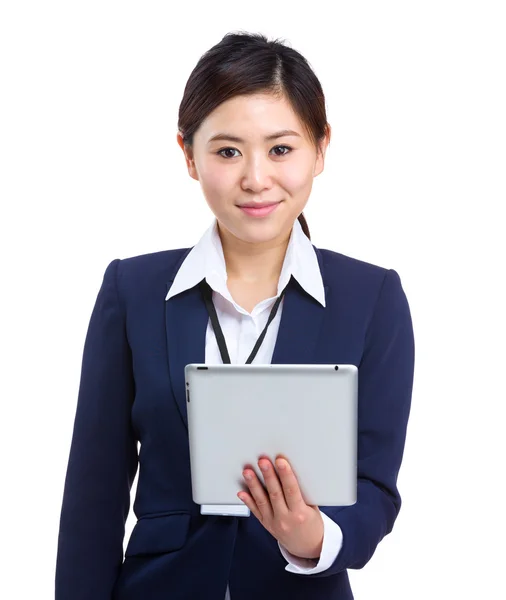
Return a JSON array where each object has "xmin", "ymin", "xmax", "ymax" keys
[{"xmin": 178, "ymin": 31, "xmax": 331, "ymax": 240}]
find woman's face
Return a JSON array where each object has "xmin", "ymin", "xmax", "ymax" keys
[{"xmin": 177, "ymin": 92, "xmax": 329, "ymax": 246}]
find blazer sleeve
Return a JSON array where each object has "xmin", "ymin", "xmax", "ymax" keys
[
  {"xmin": 310, "ymin": 268, "xmax": 415, "ymax": 577},
  {"xmin": 55, "ymin": 259, "xmax": 138, "ymax": 599}
]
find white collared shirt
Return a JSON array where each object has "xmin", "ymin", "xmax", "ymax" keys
[{"xmin": 166, "ymin": 218, "xmax": 343, "ymax": 596}]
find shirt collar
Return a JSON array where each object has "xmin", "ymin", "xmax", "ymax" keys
[{"xmin": 165, "ymin": 217, "xmax": 326, "ymax": 308}]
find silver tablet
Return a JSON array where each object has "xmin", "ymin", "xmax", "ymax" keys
[{"xmin": 184, "ymin": 364, "xmax": 358, "ymax": 507}]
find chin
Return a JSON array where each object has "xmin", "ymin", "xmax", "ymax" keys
[{"xmin": 233, "ymin": 222, "xmax": 290, "ymax": 246}]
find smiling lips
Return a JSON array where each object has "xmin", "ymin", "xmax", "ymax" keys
[{"xmin": 238, "ymin": 201, "xmax": 281, "ymax": 217}]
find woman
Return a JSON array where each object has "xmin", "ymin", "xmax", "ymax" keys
[{"xmin": 55, "ymin": 31, "xmax": 415, "ymax": 600}]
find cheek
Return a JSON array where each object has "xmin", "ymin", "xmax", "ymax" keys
[
  {"xmin": 199, "ymin": 163, "xmax": 234, "ymax": 196},
  {"xmin": 280, "ymin": 162, "xmax": 314, "ymax": 194}
]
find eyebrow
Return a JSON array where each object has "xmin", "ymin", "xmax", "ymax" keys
[{"xmin": 207, "ymin": 129, "xmax": 302, "ymax": 144}]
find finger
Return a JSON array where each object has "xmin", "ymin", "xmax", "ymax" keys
[
  {"xmin": 259, "ymin": 458, "xmax": 289, "ymax": 517},
  {"xmin": 237, "ymin": 491, "xmax": 262, "ymax": 521},
  {"xmin": 275, "ymin": 457, "xmax": 305, "ymax": 511},
  {"xmin": 242, "ymin": 468, "xmax": 273, "ymax": 522}
]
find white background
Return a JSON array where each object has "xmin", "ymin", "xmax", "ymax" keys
[{"xmin": 1, "ymin": 1, "xmax": 505, "ymax": 598}]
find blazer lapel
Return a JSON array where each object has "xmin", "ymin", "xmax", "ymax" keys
[
  {"xmin": 165, "ymin": 282, "xmax": 208, "ymax": 430},
  {"xmin": 271, "ymin": 282, "xmax": 328, "ymax": 365},
  {"xmin": 272, "ymin": 246, "xmax": 328, "ymax": 364}
]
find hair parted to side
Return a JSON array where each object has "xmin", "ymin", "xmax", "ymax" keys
[{"xmin": 178, "ymin": 31, "xmax": 331, "ymax": 240}]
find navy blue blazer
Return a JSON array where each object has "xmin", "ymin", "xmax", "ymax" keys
[{"xmin": 55, "ymin": 244, "xmax": 415, "ymax": 600}]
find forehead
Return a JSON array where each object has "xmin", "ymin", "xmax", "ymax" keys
[{"xmin": 197, "ymin": 93, "xmax": 306, "ymax": 141}]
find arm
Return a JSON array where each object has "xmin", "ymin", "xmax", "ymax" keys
[
  {"xmin": 309, "ymin": 268, "xmax": 415, "ymax": 577},
  {"xmin": 55, "ymin": 259, "xmax": 138, "ymax": 599}
]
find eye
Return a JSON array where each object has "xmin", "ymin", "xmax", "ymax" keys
[
  {"xmin": 217, "ymin": 147, "xmax": 240, "ymax": 159},
  {"xmin": 271, "ymin": 145, "xmax": 292, "ymax": 157},
  {"xmin": 216, "ymin": 145, "xmax": 293, "ymax": 159}
]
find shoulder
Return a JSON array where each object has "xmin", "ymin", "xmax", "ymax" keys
[
  {"xmin": 119, "ymin": 247, "xmax": 191, "ymax": 277},
  {"xmin": 101, "ymin": 248, "xmax": 192, "ymax": 299},
  {"xmin": 315, "ymin": 246, "xmax": 391, "ymax": 288},
  {"xmin": 314, "ymin": 246, "xmax": 409, "ymax": 319}
]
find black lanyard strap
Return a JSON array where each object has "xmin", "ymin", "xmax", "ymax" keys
[{"xmin": 198, "ymin": 279, "xmax": 289, "ymax": 364}]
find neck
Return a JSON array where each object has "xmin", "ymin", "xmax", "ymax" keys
[{"xmin": 217, "ymin": 222, "xmax": 291, "ymax": 284}]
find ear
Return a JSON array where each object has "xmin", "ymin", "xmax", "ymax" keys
[
  {"xmin": 177, "ymin": 131, "xmax": 199, "ymax": 181},
  {"xmin": 313, "ymin": 123, "xmax": 331, "ymax": 178}
]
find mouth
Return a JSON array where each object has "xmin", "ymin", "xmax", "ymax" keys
[{"xmin": 237, "ymin": 201, "xmax": 281, "ymax": 218}]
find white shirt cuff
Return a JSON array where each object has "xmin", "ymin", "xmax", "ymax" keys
[{"xmin": 278, "ymin": 510, "xmax": 343, "ymax": 574}]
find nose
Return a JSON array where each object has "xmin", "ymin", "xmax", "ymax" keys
[{"xmin": 240, "ymin": 152, "xmax": 274, "ymax": 192}]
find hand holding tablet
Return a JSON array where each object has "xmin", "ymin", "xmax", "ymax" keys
[{"xmin": 239, "ymin": 454, "xmax": 325, "ymax": 560}]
